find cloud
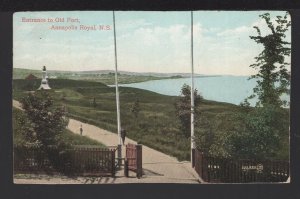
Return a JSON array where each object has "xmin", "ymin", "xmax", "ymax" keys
[
  {"xmin": 198, "ymin": 14, "xmax": 291, "ymax": 75},
  {"xmin": 217, "ymin": 26, "xmax": 251, "ymax": 37},
  {"xmin": 218, "ymin": 13, "xmax": 291, "ymax": 39},
  {"xmin": 115, "ymin": 23, "xmax": 204, "ymax": 73},
  {"xmin": 116, "ymin": 18, "xmax": 153, "ymax": 30},
  {"xmin": 13, "ymin": 12, "xmax": 291, "ymax": 75},
  {"xmin": 14, "ymin": 38, "xmax": 115, "ymax": 71}
]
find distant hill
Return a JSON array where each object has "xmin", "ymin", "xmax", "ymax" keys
[
  {"xmin": 13, "ymin": 68, "xmax": 41, "ymax": 79},
  {"xmin": 13, "ymin": 68, "xmax": 207, "ymax": 79},
  {"xmin": 13, "ymin": 68, "xmax": 222, "ymax": 85}
]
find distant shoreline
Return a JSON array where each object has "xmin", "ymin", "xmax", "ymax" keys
[{"xmin": 14, "ymin": 67, "xmax": 239, "ymax": 85}]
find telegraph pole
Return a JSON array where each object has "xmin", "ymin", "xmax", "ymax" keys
[
  {"xmin": 190, "ymin": 11, "xmax": 196, "ymax": 167},
  {"xmin": 113, "ymin": 11, "xmax": 122, "ymax": 165}
]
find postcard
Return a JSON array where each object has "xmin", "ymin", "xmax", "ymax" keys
[{"xmin": 12, "ymin": 11, "xmax": 291, "ymax": 184}]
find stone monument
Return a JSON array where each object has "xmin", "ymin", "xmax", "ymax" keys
[{"xmin": 38, "ymin": 66, "xmax": 51, "ymax": 90}]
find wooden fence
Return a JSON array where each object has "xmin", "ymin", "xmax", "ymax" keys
[
  {"xmin": 125, "ymin": 143, "xmax": 142, "ymax": 178},
  {"xmin": 194, "ymin": 150, "xmax": 289, "ymax": 183},
  {"xmin": 14, "ymin": 145, "xmax": 54, "ymax": 173},
  {"xmin": 14, "ymin": 145, "xmax": 116, "ymax": 176}
]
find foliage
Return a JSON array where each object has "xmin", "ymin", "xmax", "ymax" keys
[
  {"xmin": 194, "ymin": 115, "xmax": 214, "ymax": 154},
  {"xmin": 245, "ymin": 12, "xmax": 291, "ymax": 107},
  {"xmin": 229, "ymin": 105, "xmax": 289, "ymax": 160},
  {"xmin": 194, "ymin": 105, "xmax": 289, "ymax": 160},
  {"xmin": 93, "ymin": 97, "xmax": 97, "ymax": 108},
  {"xmin": 19, "ymin": 91, "xmax": 69, "ymax": 148},
  {"xmin": 175, "ymin": 84, "xmax": 202, "ymax": 138},
  {"xmin": 194, "ymin": 110, "xmax": 237, "ymax": 158},
  {"xmin": 233, "ymin": 12, "xmax": 291, "ymax": 160},
  {"xmin": 130, "ymin": 98, "xmax": 141, "ymax": 119},
  {"xmin": 13, "ymin": 107, "xmax": 105, "ymax": 147}
]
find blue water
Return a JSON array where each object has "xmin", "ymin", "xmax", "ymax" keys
[{"xmin": 119, "ymin": 76, "xmax": 289, "ymax": 106}]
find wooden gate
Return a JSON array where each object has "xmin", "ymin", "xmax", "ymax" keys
[
  {"xmin": 125, "ymin": 143, "xmax": 142, "ymax": 178},
  {"xmin": 70, "ymin": 146, "xmax": 117, "ymax": 176}
]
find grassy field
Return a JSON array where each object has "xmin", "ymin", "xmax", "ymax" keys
[{"xmin": 12, "ymin": 78, "xmax": 289, "ymax": 161}]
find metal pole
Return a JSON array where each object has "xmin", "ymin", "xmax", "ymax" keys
[
  {"xmin": 113, "ymin": 11, "xmax": 122, "ymax": 165},
  {"xmin": 190, "ymin": 11, "xmax": 196, "ymax": 166}
]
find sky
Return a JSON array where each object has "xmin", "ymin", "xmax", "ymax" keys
[{"xmin": 13, "ymin": 11, "xmax": 291, "ymax": 75}]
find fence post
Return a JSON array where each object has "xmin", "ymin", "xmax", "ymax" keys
[
  {"xmin": 201, "ymin": 152, "xmax": 208, "ymax": 182},
  {"xmin": 124, "ymin": 159, "xmax": 129, "ymax": 177},
  {"xmin": 198, "ymin": 150, "xmax": 203, "ymax": 179},
  {"xmin": 111, "ymin": 149, "xmax": 116, "ymax": 177},
  {"xmin": 136, "ymin": 144, "xmax": 142, "ymax": 178},
  {"xmin": 117, "ymin": 144, "xmax": 122, "ymax": 167},
  {"xmin": 192, "ymin": 148, "xmax": 195, "ymax": 168}
]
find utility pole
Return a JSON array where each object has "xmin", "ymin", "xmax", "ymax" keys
[
  {"xmin": 113, "ymin": 11, "xmax": 122, "ymax": 166},
  {"xmin": 190, "ymin": 11, "xmax": 196, "ymax": 167}
]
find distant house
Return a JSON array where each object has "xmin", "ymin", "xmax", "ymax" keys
[{"xmin": 25, "ymin": 74, "xmax": 38, "ymax": 80}]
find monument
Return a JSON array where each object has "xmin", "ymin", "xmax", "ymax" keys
[{"xmin": 38, "ymin": 66, "xmax": 51, "ymax": 90}]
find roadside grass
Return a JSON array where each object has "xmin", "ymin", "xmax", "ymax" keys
[
  {"xmin": 12, "ymin": 79, "xmax": 289, "ymax": 161},
  {"xmin": 59, "ymin": 129, "xmax": 106, "ymax": 147}
]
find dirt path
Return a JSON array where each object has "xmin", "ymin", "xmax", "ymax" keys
[
  {"xmin": 13, "ymin": 100, "xmax": 23, "ymax": 110},
  {"xmin": 13, "ymin": 100, "xmax": 200, "ymax": 184}
]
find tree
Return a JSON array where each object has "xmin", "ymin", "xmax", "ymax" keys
[
  {"xmin": 245, "ymin": 12, "xmax": 291, "ymax": 107},
  {"xmin": 232, "ymin": 12, "xmax": 291, "ymax": 160},
  {"xmin": 194, "ymin": 111, "xmax": 237, "ymax": 158},
  {"xmin": 19, "ymin": 91, "xmax": 69, "ymax": 148},
  {"xmin": 194, "ymin": 116, "xmax": 214, "ymax": 154},
  {"xmin": 131, "ymin": 98, "xmax": 140, "ymax": 119},
  {"xmin": 175, "ymin": 84, "xmax": 202, "ymax": 138},
  {"xmin": 93, "ymin": 97, "xmax": 97, "ymax": 108},
  {"xmin": 229, "ymin": 105, "xmax": 289, "ymax": 160}
]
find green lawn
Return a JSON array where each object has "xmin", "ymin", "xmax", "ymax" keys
[{"xmin": 12, "ymin": 78, "xmax": 289, "ymax": 161}]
